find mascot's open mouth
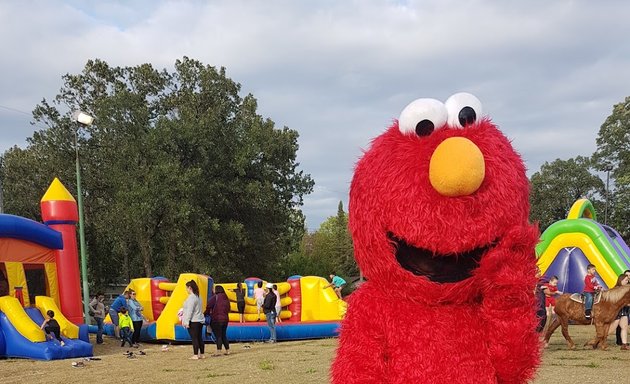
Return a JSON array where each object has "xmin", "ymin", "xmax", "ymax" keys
[{"xmin": 388, "ymin": 233, "xmax": 497, "ymax": 283}]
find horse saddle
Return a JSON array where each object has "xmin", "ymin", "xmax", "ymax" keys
[{"xmin": 569, "ymin": 292, "xmax": 602, "ymax": 305}]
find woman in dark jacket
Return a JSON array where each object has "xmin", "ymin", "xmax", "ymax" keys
[{"xmin": 205, "ymin": 285, "xmax": 231, "ymax": 355}]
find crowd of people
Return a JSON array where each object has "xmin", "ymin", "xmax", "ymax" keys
[
  {"xmin": 92, "ymin": 288, "xmax": 147, "ymax": 348},
  {"xmin": 179, "ymin": 279, "xmax": 284, "ymax": 359},
  {"xmin": 10, "ymin": 272, "xmax": 346, "ymax": 356},
  {"xmin": 176, "ymin": 273, "xmax": 350, "ymax": 359}
]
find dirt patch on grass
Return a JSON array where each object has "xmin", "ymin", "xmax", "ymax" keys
[{"xmin": 2, "ymin": 325, "xmax": 630, "ymax": 383}]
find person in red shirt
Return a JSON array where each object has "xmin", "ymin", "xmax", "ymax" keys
[
  {"xmin": 541, "ymin": 276, "xmax": 562, "ymax": 333},
  {"xmin": 583, "ymin": 264, "xmax": 603, "ymax": 319}
]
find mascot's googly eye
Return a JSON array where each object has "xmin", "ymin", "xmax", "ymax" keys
[
  {"xmin": 398, "ymin": 98, "xmax": 447, "ymax": 137},
  {"xmin": 444, "ymin": 92, "xmax": 482, "ymax": 128}
]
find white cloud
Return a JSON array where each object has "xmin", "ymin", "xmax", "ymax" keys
[{"xmin": 0, "ymin": 0, "xmax": 629, "ymax": 227}]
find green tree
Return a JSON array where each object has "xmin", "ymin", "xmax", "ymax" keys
[
  {"xmin": 593, "ymin": 95, "xmax": 630, "ymax": 237},
  {"xmin": 283, "ymin": 201, "xmax": 356, "ymax": 279},
  {"xmin": 529, "ymin": 156, "xmax": 604, "ymax": 231},
  {"xmin": 1, "ymin": 57, "xmax": 313, "ymax": 286}
]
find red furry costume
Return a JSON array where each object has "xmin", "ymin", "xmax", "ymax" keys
[{"xmin": 331, "ymin": 93, "xmax": 540, "ymax": 383}]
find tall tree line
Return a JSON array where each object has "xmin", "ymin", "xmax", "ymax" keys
[
  {"xmin": 284, "ymin": 201, "xmax": 357, "ymax": 281},
  {"xmin": 530, "ymin": 96, "xmax": 630, "ymax": 237},
  {"xmin": 0, "ymin": 58, "xmax": 314, "ymax": 288}
]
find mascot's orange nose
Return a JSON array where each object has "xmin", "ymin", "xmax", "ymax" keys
[{"xmin": 429, "ymin": 137, "xmax": 485, "ymax": 197}]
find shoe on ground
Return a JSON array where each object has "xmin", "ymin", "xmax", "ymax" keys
[
  {"xmin": 622, "ymin": 344, "xmax": 630, "ymax": 351},
  {"xmin": 71, "ymin": 361, "xmax": 85, "ymax": 368}
]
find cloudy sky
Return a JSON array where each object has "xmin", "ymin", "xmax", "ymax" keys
[{"xmin": 1, "ymin": 0, "xmax": 629, "ymax": 230}]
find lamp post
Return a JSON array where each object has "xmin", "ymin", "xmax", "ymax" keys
[
  {"xmin": 72, "ymin": 110, "xmax": 94, "ymax": 324},
  {"xmin": 604, "ymin": 163, "xmax": 613, "ymax": 226}
]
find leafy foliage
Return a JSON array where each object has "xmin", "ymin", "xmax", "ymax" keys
[
  {"xmin": 282, "ymin": 201, "xmax": 356, "ymax": 280},
  {"xmin": 593, "ymin": 96, "xmax": 630, "ymax": 237},
  {"xmin": 1, "ymin": 58, "xmax": 313, "ymax": 288},
  {"xmin": 529, "ymin": 156, "xmax": 605, "ymax": 231}
]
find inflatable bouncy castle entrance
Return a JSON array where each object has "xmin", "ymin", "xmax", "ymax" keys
[{"xmin": 0, "ymin": 178, "xmax": 92, "ymax": 360}]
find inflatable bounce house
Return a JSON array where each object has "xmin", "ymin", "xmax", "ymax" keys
[
  {"xmin": 104, "ymin": 273, "xmax": 347, "ymax": 342},
  {"xmin": 537, "ymin": 198, "xmax": 630, "ymax": 292},
  {"xmin": 0, "ymin": 178, "xmax": 92, "ymax": 360}
]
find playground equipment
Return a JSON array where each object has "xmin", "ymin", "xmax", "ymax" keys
[
  {"xmin": 103, "ymin": 273, "xmax": 346, "ymax": 342},
  {"xmin": 537, "ymin": 199, "xmax": 630, "ymax": 292},
  {"xmin": 0, "ymin": 178, "xmax": 93, "ymax": 360}
]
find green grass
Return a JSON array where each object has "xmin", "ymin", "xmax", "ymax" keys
[{"xmin": 259, "ymin": 359, "xmax": 275, "ymax": 370}]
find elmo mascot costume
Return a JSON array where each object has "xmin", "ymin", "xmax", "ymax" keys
[{"xmin": 331, "ymin": 93, "xmax": 540, "ymax": 383}]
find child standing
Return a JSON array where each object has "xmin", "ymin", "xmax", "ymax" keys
[
  {"xmin": 541, "ymin": 276, "xmax": 562, "ymax": 334},
  {"xmin": 118, "ymin": 307, "xmax": 134, "ymax": 347},
  {"xmin": 273, "ymin": 284, "xmax": 282, "ymax": 323},
  {"xmin": 254, "ymin": 281, "xmax": 265, "ymax": 321},
  {"xmin": 40, "ymin": 310, "xmax": 65, "ymax": 346},
  {"xmin": 583, "ymin": 264, "xmax": 602, "ymax": 319}
]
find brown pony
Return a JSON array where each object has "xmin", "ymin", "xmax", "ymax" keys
[{"xmin": 544, "ymin": 285, "xmax": 630, "ymax": 350}]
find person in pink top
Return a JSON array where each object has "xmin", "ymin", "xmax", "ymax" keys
[
  {"xmin": 254, "ymin": 281, "xmax": 265, "ymax": 321},
  {"xmin": 583, "ymin": 264, "xmax": 603, "ymax": 319}
]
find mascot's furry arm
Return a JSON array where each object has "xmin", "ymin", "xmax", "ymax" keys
[
  {"xmin": 330, "ymin": 288, "xmax": 386, "ymax": 383},
  {"xmin": 478, "ymin": 225, "xmax": 541, "ymax": 384}
]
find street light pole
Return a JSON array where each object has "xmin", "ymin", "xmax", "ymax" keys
[
  {"xmin": 604, "ymin": 164, "xmax": 613, "ymax": 226},
  {"xmin": 72, "ymin": 111, "xmax": 94, "ymax": 324}
]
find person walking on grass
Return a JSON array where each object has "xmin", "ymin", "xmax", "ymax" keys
[
  {"xmin": 608, "ymin": 274, "xmax": 630, "ymax": 350},
  {"xmin": 118, "ymin": 307, "xmax": 134, "ymax": 348},
  {"xmin": 182, "ymin": 280, "xmax": 205, "ymax": 360},
  {"xmin": 206, "ymin": 285, "xmax": 230, "ymax": 356},
  {"xmin": 109, "ymin": 290, "xmax": 130, "ymax": 339},
  {"xmin": 89, "ymin": 292, "xmax": 106, "ymax": 344},
  {"xmin": 616, "ymin": 269, "xmax": 630, "ymax": 345},
  {"xmin": 127, "ymin": 289, "xmax": 147, "ymax": 347},
  {"xmin": 263, "ymin": 283, "xmax": 277, "ymax": 343}
]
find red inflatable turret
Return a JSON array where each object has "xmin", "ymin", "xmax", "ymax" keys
[{"xmin": 40, "ymin": 178, "xmax": 83, "ymax": 324}]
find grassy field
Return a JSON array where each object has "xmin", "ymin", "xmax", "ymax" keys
[{"xmin": 2, "ymin": 325, "xmax": 630, "ymax": 383}]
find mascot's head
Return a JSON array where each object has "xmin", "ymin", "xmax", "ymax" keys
[{"xmin": 350, "ymin": 93, "xmax": 530, "ymax": 292}]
